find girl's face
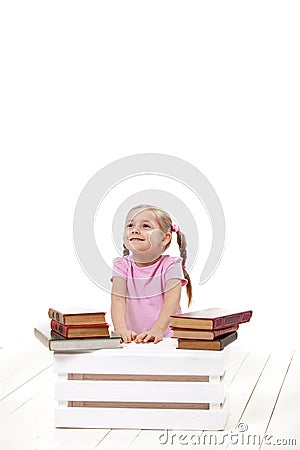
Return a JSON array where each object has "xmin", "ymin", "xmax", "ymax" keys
[{"xmin": 124, "ymin": 208, "xmax": 171, "ymax": 264}]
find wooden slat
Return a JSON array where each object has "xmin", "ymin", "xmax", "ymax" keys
[
  {"xmin": 68, "ymin": 373, "xmax": 212, "ymax": 382},
  {"xmin": 55, "ymin": 379, "xmax": 227, "ymax": 403},
  {"xmin": 55, "ymin": 400, "xmax": 229, "ymax": 430},
  {"xmin": 53, "ymin": 348, "xmax": 229, "ymax": 376},
  {"xmin": 68, "ymin": 400, "xmax": 210, "ymax": 409},
  {"xmin": 53, "ymin": 341, "xmax": 229, "ymax": 376}
]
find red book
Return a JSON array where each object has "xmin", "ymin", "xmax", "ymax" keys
[
  {"xmin": 50, "ymin": 319, "xmax": 110, "ymax": 338},
  {"xmin": 171, "ymin": 308, "xmax": 252, "ymax": 330}
]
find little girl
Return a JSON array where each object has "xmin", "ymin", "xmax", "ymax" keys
[{"xmin": 111, "ymin": 204, "xmax": 192, "ymax": 344}]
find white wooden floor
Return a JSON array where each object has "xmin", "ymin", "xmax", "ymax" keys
[{"xmin": 0, "ymin": 338, "xmax": 299, "ymax": 450}]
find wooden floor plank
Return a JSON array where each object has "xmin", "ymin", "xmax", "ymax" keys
[
  {"xmin": 196, "ymin": 348, "xmax": 271, "ymax": 450},
  {"xmin": 224, "ymin": 348, "xmax": 271, "ymax": 430},
  {"xmin": 260, "ymin": 350, "xmax": 300, "ymax": 450},
  {"xmin": 226, "ymin": 349, "xmax": 295, "ymax": 449},
  {"xmin": 0, "ymin": 366, "xmax": 53, "ymax": 419},
  {"xmin": 221, "ymin": 343, "xmax": 250, "ymax": 387},
  {"xmin": 127, "ymin": 430, "xmax": 176, "ymax": 450},
  {"xmin": 0, "ymin": 338, "xmax": 52, "ymax": 400},
  {"xmin": 95, "ymin": 429, "xmax": 141, "ymax": 450},
  {"xmin": 0, "ymin": 387, "xmax": 109, "ymax": 450}
]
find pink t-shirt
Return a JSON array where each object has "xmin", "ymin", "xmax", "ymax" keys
[{"xmin": 111, "ymin": 255, "xmax": 188, "ymax": 337}]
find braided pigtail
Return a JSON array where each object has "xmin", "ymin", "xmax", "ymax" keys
[
  {"xmin": 123, "ymin": 244, "xmax": 130, "ymax": 256},
  {"xmin": 176, "ymin": 231, "xmax": 193, "ymax": 307}
]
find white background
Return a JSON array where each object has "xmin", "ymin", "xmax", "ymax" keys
[{"xmin": 1, "ymin": 1, "xmax": 299, "ymax": 347}]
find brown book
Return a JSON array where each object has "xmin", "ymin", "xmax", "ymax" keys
[
  {"xmin": 171, "ymin": 308, "xmax": 252, "ymax": 330},
  {"xmin": 50, "ymin": 319, "xmax": 110, "ymax": 338},
  {"xmin": 48, "ymin": 307, "xmax": 106, "ymax": 325},
  {"xmin": 172, "ymin": 324, "xmax": 239, "ymax": 340},
  {"xmin": 177, "ymin": 331, "xmax": 238, "ymax": 351}
]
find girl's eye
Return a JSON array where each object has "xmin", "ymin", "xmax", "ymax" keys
[
  {"xmin": 143, "ymin": 224, "xmax": 151, "ymax": 228},
  {"xmin": 127, "ymin": 223, "xmax": 133, "ymax": 228}
]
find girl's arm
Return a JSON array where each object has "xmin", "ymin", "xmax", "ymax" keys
[
  {"xmin": 111, "ymin": 277, "xmax": 137, "ymax": 343},
  {"xmin": 135, "ymin": 278, "xmax": 182, "ymax": 344}
]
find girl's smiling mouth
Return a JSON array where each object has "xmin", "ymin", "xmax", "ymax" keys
[{"xmin": 130, "ymin": 237, "xmax": 145, "ymax": 241}]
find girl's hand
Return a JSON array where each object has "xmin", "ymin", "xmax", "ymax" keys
[
  {"xmin": 135, "ymin": 328, "xmax": 163, "ymax": 344},
  {"xmin": 117, "ymin": 328, "xmax": 137, "ymax": 343}
]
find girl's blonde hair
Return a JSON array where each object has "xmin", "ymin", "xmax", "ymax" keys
[{"xmin": 123, "ymin": 204, "xmax": 192, "ymax": 307}]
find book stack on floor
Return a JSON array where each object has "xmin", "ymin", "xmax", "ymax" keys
[
  {"xmin": 171, "ymin": 308, "xmax": 253, "ymax": 350},
  {"xmin": 34, "ymin": 307, "xmax": 122, "ymax": 351}
]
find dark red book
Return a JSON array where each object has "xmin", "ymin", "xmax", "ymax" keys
[
  {"xmin": 50, "ymin": 319, "xmax": 110, "ymax": 338},
  {"xmin": 171, "ymin": 308, "xmax": 252, "ymax": 330}
]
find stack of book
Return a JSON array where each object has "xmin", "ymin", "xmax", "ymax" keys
[
  {"xmin": 171, "ymin": 308, "xmax": 252, "ymax": 350},
  {"xmin": 34, "ymin": 307, "xmax": 122, "ymax": 351}
]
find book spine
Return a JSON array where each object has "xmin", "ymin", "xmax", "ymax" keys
[
  {"xmin": 34, "ymin": 328, "xmax": 51, "ymax": 349},
  {"xmin": 213, "ymin": 324, "xmax": 239, "ymax": 338},
  {"xmin": 51, "ymin": 319, "xmax": 68, "ymax": 337},
  {"xmin": 241, "ymin": 311, "xmax": 252, "ymax": 323},
  {"xmin": 219, "ymin": 331, "xmax": 238, "ymax": 350},
  {"xmin": 48, "ymin": 309, "xmax": 65, "ymax": 324},
  {"xmin": 213, "ymin": 314, "xmax": 242, "ymax": 329},
  {"xmin": 178, "ymin": 340, "xmax": 220, "ymax": 350}
]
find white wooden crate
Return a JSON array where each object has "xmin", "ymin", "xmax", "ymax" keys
[{"xmin": 53, "ymin": 338, "xmax": 230, "ymax": 430}]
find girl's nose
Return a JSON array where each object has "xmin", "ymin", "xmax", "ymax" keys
[{"xmin": 131, "ymin": 225, "xmax": 140, "ymax": 234}]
